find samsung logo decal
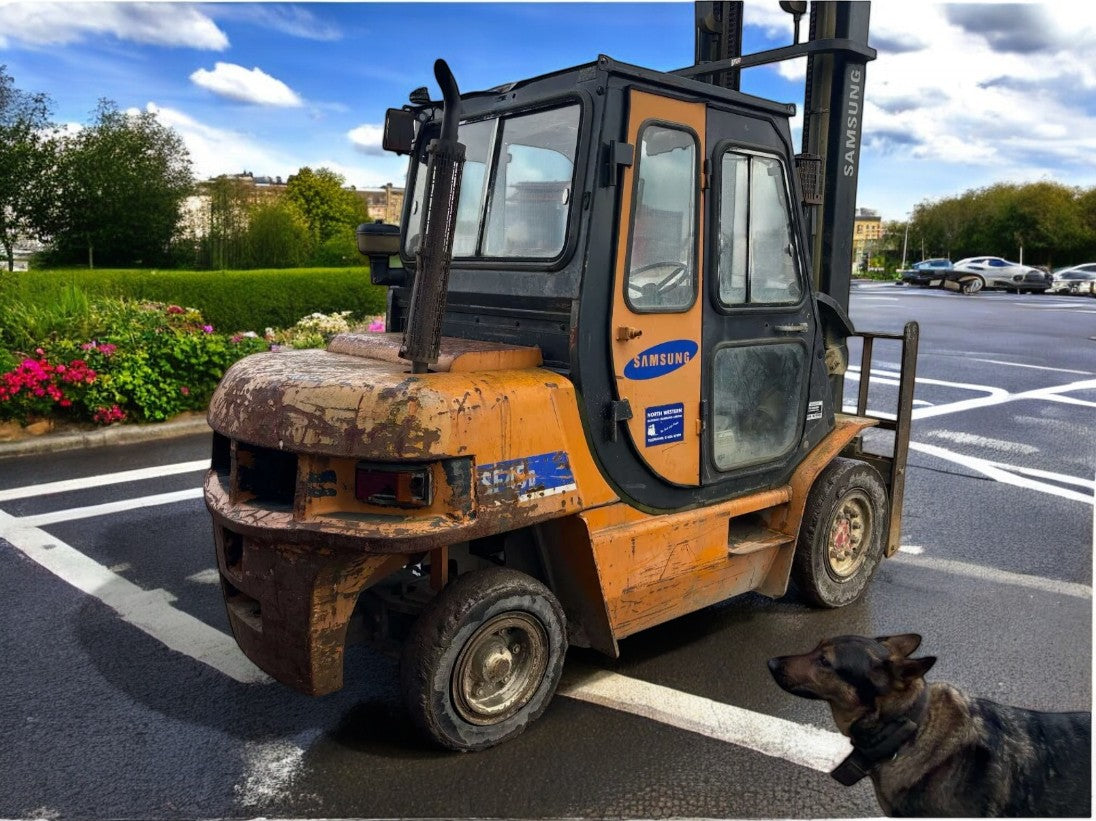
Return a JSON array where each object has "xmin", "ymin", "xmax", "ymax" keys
[
  {"xmin": 843, "ymin": 67, "xmax": 862, "ymax": 178},
  {"xmin": 624, "ymin": 339, "xmax": 699, "ymax": 380}
]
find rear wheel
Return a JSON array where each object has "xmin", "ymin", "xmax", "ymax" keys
[
  {"xmin": 400, "ymin": 567, "xmax": 566, "ymax": 751},
  {"xmin": 792, "ymin": 458, "xmax": 887, "ymax": 608}
]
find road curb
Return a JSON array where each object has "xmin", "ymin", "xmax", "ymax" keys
[{"xmin": 0, "ymin": 415, "xmax": 211, "ymax": 460}]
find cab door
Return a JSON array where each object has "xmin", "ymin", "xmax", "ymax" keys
[
  {"xmin": 609, "ymin": 90, "xmax": 705, "ymax": 486},
  {"xmin": 701, "ymin": 108, "xmax": 815, "ymax": 489}
]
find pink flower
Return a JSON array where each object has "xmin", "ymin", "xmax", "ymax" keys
[
  {"xmin": 202, "ymin": 325, "xmax": 214, "ymax": 334},
  {"xmin": 180, "ymin": 386, "xmax": 190, "ymax": 396},
  {"xmin": 166, "ymin": 305, "xmax": 185, "ymax": 315},
  {"xmin": 368, "ymin": 319, "xmax": 385, "ymax": 333},
  {"xmin": 99, "ymin": 344, "xmax": 117, "ymax": 357}
]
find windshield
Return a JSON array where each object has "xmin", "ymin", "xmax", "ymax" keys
[{"xmin": 404, "ymin": 103, "xmax": 581, "ymax": 261}]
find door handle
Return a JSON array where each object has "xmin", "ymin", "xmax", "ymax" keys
[{"xmin": 774, "ymin": 322, "xmax": 808, "ymax": 333}]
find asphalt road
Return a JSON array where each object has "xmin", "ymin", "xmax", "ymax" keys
[{"xmin": 1, "ymin": 282, "xmax": 1092, "ymax": 820}]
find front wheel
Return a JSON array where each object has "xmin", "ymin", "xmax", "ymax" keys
[
  {"xmin": 400, "ymin": 567, "xmax": 566, "ymax": 751},
  {"xmin": 792, "ymin": 458, "xmax": 887, "ymax": 608},
  {"xmin": 961, "ymin": 276, "xmax": 984, "ymax": 295}
]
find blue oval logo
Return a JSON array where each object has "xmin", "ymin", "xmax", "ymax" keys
[{"xmin": 623, "ymin": 339, "xmax": 699, "ymax": 380}]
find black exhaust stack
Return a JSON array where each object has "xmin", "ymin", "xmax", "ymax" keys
[{"xmin": 400, "ymin": 59, "xmax": 465, "ymax": 373}]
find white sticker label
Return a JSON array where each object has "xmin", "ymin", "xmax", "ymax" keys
[{"xmin": 806, "ymin": 400, "xmax": 823, "ymax": 421}]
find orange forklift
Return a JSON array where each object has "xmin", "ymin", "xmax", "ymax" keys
[{"xmin": 204, "ymin": 1, "xmax": 918, "ymax": 750}]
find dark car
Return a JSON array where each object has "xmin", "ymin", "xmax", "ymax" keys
[{"xmin": 897, "ymin": 258, "xmax": 952, "ymax": 287}]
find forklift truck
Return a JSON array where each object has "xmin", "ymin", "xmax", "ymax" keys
[{"xmin": 204, "ymin": 2, "xmax": 918, "ymax": 751}]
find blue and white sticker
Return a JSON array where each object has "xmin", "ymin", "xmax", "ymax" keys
[
  {"xmin": 477, "ymin": 451, "xmax": 577, "ymax": 503},
  {"xmin": 624, "ymin": 339, "xmax": 698, "ymax": 380},
  {"xmin": 645, "ymin": 402, "xmax": 685, "ymax": 447}
]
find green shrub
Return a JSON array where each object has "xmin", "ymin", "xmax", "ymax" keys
[
  {"xmin": 2, "ymin": 298, "xmax": 267, "ymax": 425},
  {"xmin": 4, "ymin": 267, "xmax": 386, "ymax": 335}
]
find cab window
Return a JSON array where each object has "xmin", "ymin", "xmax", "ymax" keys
[
  {"xmin": 717, "ymin": 151, "xmax": 802, "ymax": 306},
  {"xmin": 625, "ymin": 124, "xmax": 698, "ymax": 312},
  {"xmin": 404, "ymin": 104, "xmax": 580, "ymax": 261}
]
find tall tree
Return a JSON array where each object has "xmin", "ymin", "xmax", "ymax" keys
[
  {"xmin": 284, "ymin": 166, "xmax": 365, "ymax": 246},
  {"xmin": 0, "ymin": 65, "xmax": 58, "ymax": 272},
  {"xmin": 52, "ymin": 100, "xmax": 193, "ymax": 268}
]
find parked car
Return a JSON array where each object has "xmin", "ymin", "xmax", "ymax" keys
[
  {"xmin": 897, "ymin": 258, "xmax": 952, "ymax": 287},
  {"xmin": 945, "ymin": 256, "xmax": 1051, "ymax": 294},
  {"xmin": 1048, "ymin": 263, "xmax": 1096, "ymax": 295}
]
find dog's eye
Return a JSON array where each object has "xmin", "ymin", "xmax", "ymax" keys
[{"xmin": 817, "ymin": 655, "xmax": 832, "ymax": 668}]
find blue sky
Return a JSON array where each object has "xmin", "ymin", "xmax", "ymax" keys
[{"xmin": 3, "ymin": 2, "xmax": 1096, "ymax": 223}]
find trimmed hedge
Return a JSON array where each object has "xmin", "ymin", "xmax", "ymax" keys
[{"xmin": 1, "ymin": 267, "xmax": 387, "ymax": 335}]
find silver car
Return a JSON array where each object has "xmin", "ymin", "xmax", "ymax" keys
[
  {"xmin": 1048, "ymin": 263, "xmax": 1096, "ymax": 295},
  {"xmin": 948, "ymin": 256, "xmax": 1050, "ymax": 294}
]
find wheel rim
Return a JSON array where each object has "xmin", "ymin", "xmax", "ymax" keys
[
  {"xmin": 452, "ymin": 612, "xmax": 548, "ymax": 725},
  {"xmin": 965, "ymin": 278, "xmax": 983, "ymax": 294},
  {"xmin": 826, "ymin": 490, "xmax": 873, "ymax": 580}
]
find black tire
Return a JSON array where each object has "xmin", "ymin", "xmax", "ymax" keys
[
  {"xmin": 400, "ymin": 566, "xmax": 566, "ymax": 752},
  {"xmin": 792, "ymin": 457, "xmax": 887, "ymax": 608}
]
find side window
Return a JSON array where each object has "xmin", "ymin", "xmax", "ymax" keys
[
  {"xmin": 625, "ymin": 124, "xmax": 698, "ymax": 312},
  {"xmin": 717, "ymin": 150, "xmax": 802, "ymax": 306},
  {"xmin": 483, "ymin": 104, "xmax": 580, "ymax": 258},
  {"xmin": 712, "ymin": 342, "xmax": 804, "ymax": 471}
]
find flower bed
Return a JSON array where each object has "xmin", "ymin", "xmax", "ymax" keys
[{"xmin": 0, "ymin": 299, "xmax": 384, "ymax": 433}]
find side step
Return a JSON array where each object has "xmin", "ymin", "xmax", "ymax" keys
[{"xmin": 728, "ymin": 514, "xmax": 796, "ymax": 556}]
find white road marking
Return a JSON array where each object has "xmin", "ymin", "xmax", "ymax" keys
[
  {"xmin": 967, "ymin": 358, "xmax": 1093, "ymax": 376},
  {"xmin": 235, "ymin": 739, "xmax": 311, "ymax": 809},
  {"xmin": 557, "ymin": 666, "xmax": 850, "ymax": 772},
  {"xmin": 898, "ymin": 545, "xmax": 924, "ymax": 554},
  {"xmin": 891, "ymin": 553, "xmax": 1092, "ymax": 600},
  {"xmin": 924, "ymin": 430, "xmax": 1039, "ymax": 456},
  {"xmin": 0, "ymin": 509, "xmax": 270, "ymax": 684},
  {"xmin": 18, "ymin": 488, "xmax": 204, "ymax": 527},
  {"xmin": 0, "ymin": 459, "xmax": 209, "ymax": 502},
  {"xmin": 910, "ymin": 442, "xmax": 1094, "ymax": 505},
  {"xmin": 186, "ymin": 568, "xmax": 221, "ymax": 585}
]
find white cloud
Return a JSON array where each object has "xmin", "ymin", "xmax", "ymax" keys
[
  {"xmin": 190, "ymin": 63, "xmax": 302, "ymax": 107},
  {"xmin": 138, "ymin": 103, "xmax": 407, "ymax": 191},
  {"xmin": 347, "ymin": 124, "xmax": 386, "ymax": 156},
  {"xmin": 209, "ymin": 5, "xmax": 342, "ymax": 42},
  {"xmin": 0, "ymin": 2, "xmax": 228, "ymax": 50}
]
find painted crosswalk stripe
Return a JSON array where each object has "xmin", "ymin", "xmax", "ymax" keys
[
  {"xmin": 557, "ymin": 665, "xmax": 850, "ymax": 772},
  {"xmin": 0, "ymin": 509, "xmax": 270, "ymax": 684},
  {"xmin": 0, "ymin": 459, "xmax": 209, "ymax": 502}
]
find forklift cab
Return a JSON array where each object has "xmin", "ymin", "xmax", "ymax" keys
[{"xmin": 376, "ymin": 56, "xmax": 834, "ymax": 508}]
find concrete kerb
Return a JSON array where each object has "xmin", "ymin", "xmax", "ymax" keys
[{"xmin": 0, "ymin": 415, "xmax": 211, "ymax": 460}]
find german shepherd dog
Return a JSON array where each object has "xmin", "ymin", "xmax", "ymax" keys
[{"xmin": 768, "ymin": 635, "xmax": 1091, "ymax": 817}]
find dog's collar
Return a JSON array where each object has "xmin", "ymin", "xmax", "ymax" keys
[{"xmin": 831, "ymin": 687, "xmax": 930, "ymax": 787}]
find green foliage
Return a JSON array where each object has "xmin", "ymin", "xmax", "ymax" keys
[
  {"xmin": 285, "ymin": 166, "xmax": 367, "ymax": 245},
  {"xmin": 246, "ymin": 198, "xmax": 313, "ymax": 268},
  {"xmin": 0, "ymin": 283, "xmax": 95, "ymax": 350},
  {"xmin": 309, "ymin": 225, "xmax": 361, "ymax": 267},
  {"xmin": 3, "ymin": 299, "xmax": 268, "ymax": 424},
  {"xmin": 0, "ymin": 65, "xmax": 59, "ymax": 272},
  {"xmin": 909, "ymin": 181, "xmax": 1096, "ymax": 267},
  {"xmin": 47, "ymin": 99, "xmax": 194, "ymax": 268},
  {"xmin": 5, "ymin": 267, "xmax": 386, "ymax": 335}
]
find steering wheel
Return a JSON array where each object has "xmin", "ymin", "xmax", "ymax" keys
[{"xmin": 627, "ymin": 261, "xmax": 689, "ymax": 300}]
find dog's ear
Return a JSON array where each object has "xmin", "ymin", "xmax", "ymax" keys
[
  {"xmin": 894, "ymin": 655, "xmax": 936, "ymax": 682},
  {"xmin": 876, "ymin": 633, "xmax": 922, "ymax": 658}
]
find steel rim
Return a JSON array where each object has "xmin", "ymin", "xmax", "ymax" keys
[
  {"xmin": 826, "ymin": 490, "xmax": 872, "ymax": 579},
  {"xmin": 965, "ymin": 278, "xmax": 983, "ymax": 294},
  {"xmin": 452, "ymin": 612, "xmax": 548, "ymax": 725}
]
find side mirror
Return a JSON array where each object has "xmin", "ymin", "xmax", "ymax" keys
[
  {"xmin": 356, "ymin": 221, "xmax": 407, "ymax": 286},
  {"xmin": 383, "ymin": 108, "xmax": 417, "ymax": 155}
]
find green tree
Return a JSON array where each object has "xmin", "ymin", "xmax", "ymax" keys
[
  {"xmin": 284, "ymin": 166, "xmax": 365, "ymax": 246},
  {"xmin": 0, "ymin": 65, "xmax": 59, "ymax": 272},
  {"xmin": 51, "ymin": 100, "xmax": 193, "ymax": 268},
  {"xmin": 246, "ymin": 197, "xmax": 312, "ymax": 268},
  {"xmin": 202, "ymin": 175, "xmax": 253, "ymax": 269}
]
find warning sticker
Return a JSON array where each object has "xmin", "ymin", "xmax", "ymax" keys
[
  {"xmin": 645, "ymin": 402, "xmax": 685, "ymax": 447},
  {"xmin": 807, "ymin": 400, "xmax": 823, "ymax": 421}
]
